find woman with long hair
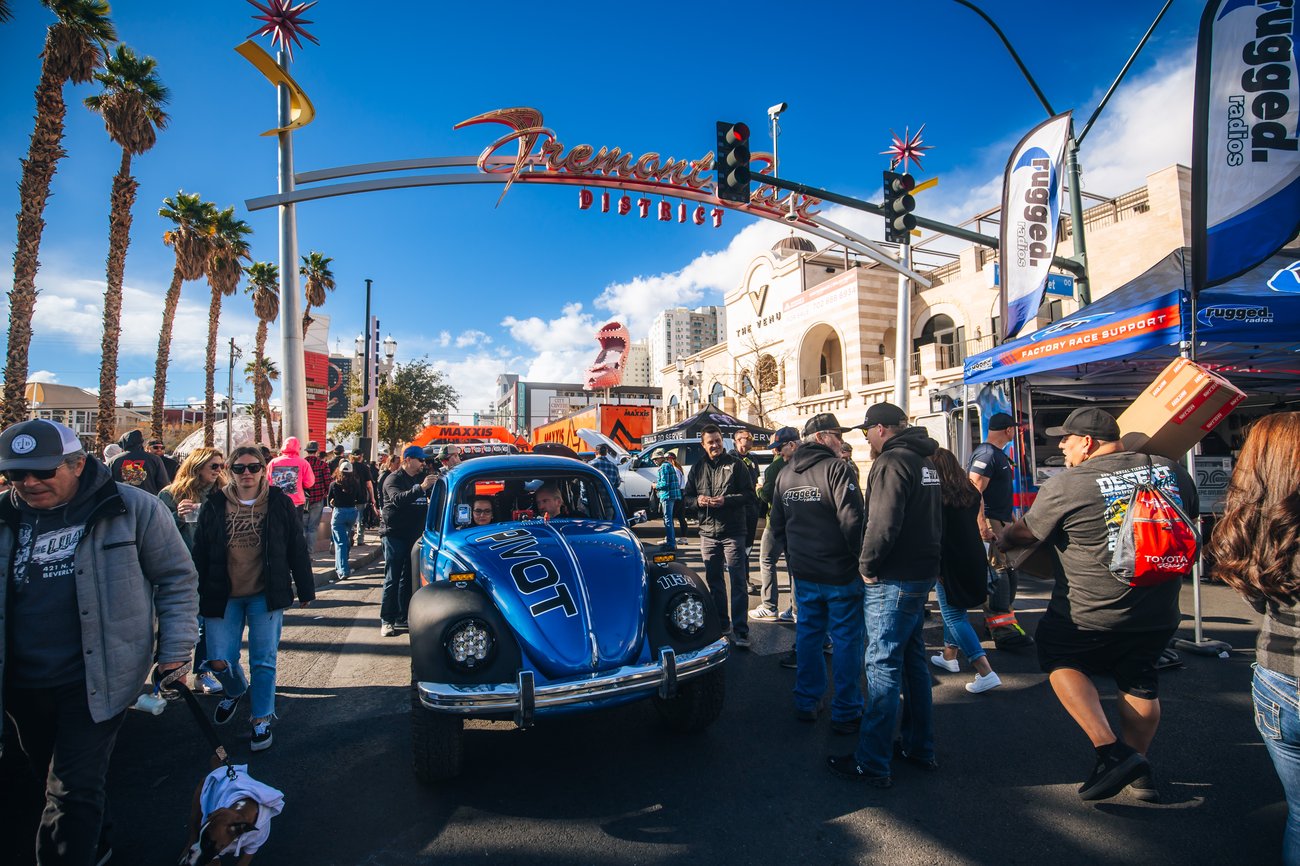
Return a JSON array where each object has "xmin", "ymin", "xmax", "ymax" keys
[
  {"xmin": 1211, "ymin": 412, "xmax": 1300, "ymax": 863},
  {"xmin": 160, "ymin": 447, "xmax": 226, "ymax": 694},
  {"xmin": 665, "ymin": 452, "xmax": 689, "ymax": 541},
  {"xmin": 929, "ymin": 447, "xmax": 1001, "ymax": 694},
  {"xmin": 193, "ymin": 444, "xmax": 315, "ymax": 752},
  {"xmin": 328, "ymin": 461, "xmax": 365, "ymax": 578}
]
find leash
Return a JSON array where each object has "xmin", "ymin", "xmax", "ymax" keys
[{"xmin": 157, "ymin": 664, "xmax": 239, "ymax": 781}]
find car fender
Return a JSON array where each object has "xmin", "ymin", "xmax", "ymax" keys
[
  {"xmin": 644, "ymin": 560, "xmax": 722, "ymax": 654},
  {"xmin": 409, "ymin": 581, "xmax": 522, "ymax": 685}
]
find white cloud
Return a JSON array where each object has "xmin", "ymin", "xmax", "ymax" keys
[
  {"xmin": 29, "ymin": 370, "xmax": 59, "ymax": 383},
  {"xmin": 501, "ymin": 302, "xmax": 611, "ymax": 383},
  {"xmin": 455, "ymin": 329, "xmax": 491, "ymax": 349},
  {"xmin": 436, "ymin": 330, "xmax": 451, "ymax": 348},
  {"xmin": 431, "ymin": 351, "xmax": 521, "ymax": 421},
  {"xmin": 116, "ymin": 377, "xmax": 155, "ymax": 405}
]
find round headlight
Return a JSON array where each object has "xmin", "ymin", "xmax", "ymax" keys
[
  {"xmin": 444, "ymin": 618, "xmax": 495, "ymax": 670},
  {"xmin": 668, "ymin": 594, "xmax": 706, "ymax": 636}
]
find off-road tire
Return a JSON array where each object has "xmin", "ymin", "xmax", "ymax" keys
[
  {"xmin": 411, "ymin": 681, "xmax": 464, "ymax": 783},
  {"xmin": 653, "ymin": 666, "xmax": 725, "ymax": 733}
]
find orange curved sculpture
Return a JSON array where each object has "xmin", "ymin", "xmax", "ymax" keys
[{"xmin": 585, "ymin": 321, "xmax": 629, "ymax": 391}]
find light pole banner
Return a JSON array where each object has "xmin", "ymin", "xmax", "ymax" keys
[
  {"xmin": 999, "ymin": 111, "xmax": 1072, "ymax": 340},
  {"xmin": 1192, "ymin": 0, "xmax": 1300, "ymax": 291}
]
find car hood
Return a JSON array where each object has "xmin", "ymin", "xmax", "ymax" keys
[{"xmin": 453, "ymin": 520, "xmax": 647, "ymax": 679}]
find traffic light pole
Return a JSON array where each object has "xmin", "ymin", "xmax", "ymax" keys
[
  {"xmin": 894, "ymin": 243, "xmax": 911, "ymax": 414},
  {"xmin": 755, "ymin": 171, "xmax": 1086, "ymax": 278}
]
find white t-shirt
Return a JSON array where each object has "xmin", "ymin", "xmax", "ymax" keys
[{"xmin": 199, "ymin": 764, "xmax": 285, "ymax": 856}]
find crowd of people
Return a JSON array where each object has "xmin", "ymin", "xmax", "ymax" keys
[{"xmin": 3, "ymin": 406, "xmax": 1298, "ymax": 862}]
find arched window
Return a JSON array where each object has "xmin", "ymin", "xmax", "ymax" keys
[
  {"xmin": 914, "ymin": 313, "xmax": 966, "ymax": 368},
  {"xmin": 741, "ymin": 375, "xmax": 754, "ymax": 395},
  {"xmin": 668, "ymin": 394, "xmax": 679, "ymax": 408},
  {"xmin": 709, "ymin": 382, "xmax": 725, "ymax": 405},
  {"xmin": 689, "ymin": 388, "xmax": 699, "ymax": 404},
  {"xmin": 756, "ymin": 354, "xmax": 778, "ymax": 392}
]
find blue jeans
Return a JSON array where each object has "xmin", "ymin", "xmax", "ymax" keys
[
  {"xmin": 854, "ymin": 579, "xmax": 936, "ymax": 775},
  {"xmin": 204, "ymin": 593, "xmax": 284, "ymax": 720},
  {"xmin": 793, "ymin": 579, "xmax": 865, "ymax": 721},
  {"xmin": 381, "ymin": 536, "xmax": 417, "ymax": 624},
  {"xmin": 331, "ymin": 506, "xmax": 359, "ymax": 576},
  {"xmin": 935, "ymin": 580, "xmax": 986, "ymax": 663},
  {"xmin": 660, "ymin": 497, "xmax": 678, "ymax": 549},
  {"xmin": 1254, "ymin": 664, "xmax": 1300, "ymax": 865}
]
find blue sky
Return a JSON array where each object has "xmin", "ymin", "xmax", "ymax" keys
[{"xmin": 0, "ymin": 0, "xmax": 1204, "ymax": 420}]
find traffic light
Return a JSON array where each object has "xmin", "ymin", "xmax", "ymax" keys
[
  {"xmin": 883, "ymin": 170, "xmax": 917, "ymax": 244},
  {"xmin": 715, "ymin": 121, "xmax": 752, "ymax": 204}
]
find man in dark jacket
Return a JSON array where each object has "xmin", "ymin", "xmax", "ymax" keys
[
  {"xmin": 769, "ymin": 414, "xmax": 865, "ymax": 732},
  {"xmin": 683, "ymin": 424, "xmax": 758, "ymax": 648},
  {"xmin": 148, "ymin": 438, "xmax": 180, "ymax": 480},
  {"xmin": 829, "ymin": 402, "xmax": 942, "ymax": 787},
  {"xmin": 379, "ymin": 446, "xmax": 436, "ymax": 636},
  {"xmin": 110, "ymin": 429, "xmax": 171, "ymax": 495},
  {"xmin": 751, "ymin": 426, "xmax": 800, "ymax": 622},
  {"xmin": 727, "ymin": 429, "xmax": 761, "ymax": 593}
]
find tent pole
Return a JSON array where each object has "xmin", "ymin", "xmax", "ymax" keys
[{"xmin": 1172, "ymin": 270, "xmax": 1231, "ymax": 658}]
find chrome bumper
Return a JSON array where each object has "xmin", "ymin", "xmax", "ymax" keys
[{"xmin": 417, "ymin": 638, "xmax": 729, "ymax": 724}]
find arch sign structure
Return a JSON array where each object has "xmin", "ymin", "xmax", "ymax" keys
[{"xmin": 244, "ymin": 105, "xmax": 932, "ymax": 287}]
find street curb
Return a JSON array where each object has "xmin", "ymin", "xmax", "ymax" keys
[{"xmin": 310, "ymin": 542, "xmax": 383, "ymax": 588}]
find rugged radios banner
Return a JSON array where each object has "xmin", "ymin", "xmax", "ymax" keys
[
  {"xmin": 1192, "ymin": 0, "xmax": 1300, "ymax": 291},
  {"xmin": 999, "ymin": 112, "xmax": 1072, "ymax": 340}
]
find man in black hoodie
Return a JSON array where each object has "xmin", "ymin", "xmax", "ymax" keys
[
  {"xmin": 769, "ymin": 413, "xmax": 865, "ymax": 732},
  {"xmin": 828, "ymin": 402, "xmax": 941, "ymax": 787},
  {"xmin": 683, "ymin": 424, "xmax": 758, "ymax": 648},
  {"xmin": 110, "ymin": 429, "xmax": 171, "ymax": 495}
]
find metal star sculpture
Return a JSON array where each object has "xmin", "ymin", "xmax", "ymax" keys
[
  {"xmin": 881, "ymin": 125, "xmax": 933, "ymax": 174},
  {"xmin": 247, "ymin": 0, "xmax": 320, "ymax": 61}
]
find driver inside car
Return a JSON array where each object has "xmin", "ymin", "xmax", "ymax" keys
[{"xmin": 534, "ymin": 484, "xmax": 565, "ymax": 520}]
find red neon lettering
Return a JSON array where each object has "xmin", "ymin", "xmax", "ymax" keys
[
  {"xmin": 637, "ymin": 198, "xmax": 651, "ymax": 218},
  {"xmin": 601, "ymin": 191, "xmax": 610, "ymax": 212},
  {"xmin": 712, "ymin": 208, "xmax": 723, "ymax": 227},
  {"xmin": 578, "ymin": 189, "xmax": 593, "ymax": 210},
  {"xmin": 678, "ymin": 202, "xmax": 687, "ymax": 223},
  {"xmin": 693, "ymin": 205, "xmax": 706, "ymax": 225},
  {"xmin": 657, "ymin": 201, "xmax": 672, "ymax": 221},
  {"xmin": 617, "ymin": 195, "xmax": 631, "ymax": 215}
]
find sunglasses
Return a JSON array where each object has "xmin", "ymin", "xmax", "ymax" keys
[
  {"xmin": 207, "ymin": 462, "xmax": 226, "ymax": 471},
  {"xmin": 3, "ymin": 466, "xmax": 62, "ymax": 482},
  {"xmin": 230, "ymin": 463, "xmax": 263, "ymax": 475},
  {"xmin": 472, "ymin": 508, "xmax": 493, "ymax": 515}
]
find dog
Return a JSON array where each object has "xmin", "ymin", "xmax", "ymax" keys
[{"xmin": 179, "ymin": 758, "xmax": 284, "ymax": 865}]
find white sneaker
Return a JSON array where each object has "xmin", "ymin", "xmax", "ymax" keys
[
  {"xmin": 777, "ymin": 607, "xmax": 796, "ymax": 623},
  {"xmin": 966, "ymin": 671, "xmax": 1003, "ymax": 694},
  {"xmin": 930, "ymin": 654, "xmax": 960, "ymax": 673},
  {"xmin": 748, "ymin": 606, "xmax": 779, "ymax": 622}
]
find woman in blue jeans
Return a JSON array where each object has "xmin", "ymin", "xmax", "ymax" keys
[
  {"xmin": 1211, "ymin": 412, "xmax": 1300, "ymax": 864},
  {"xmin": 193, "ymin": 445, "xmax": 315, "ymax": 752},
  {"xmin": 327, "ymin": 460, "xmax": 364, "ymax": 577},
  {"xmin": 928, "ymin": 448, "xmax": 1002, "ymax": 694},
  {"xmin": 654, "ymin": 453, "xmax": 682, "ymax": 549}
]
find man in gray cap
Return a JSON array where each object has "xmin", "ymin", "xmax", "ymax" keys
[
  {"xmin": 0, "ymin": 419, "xmax": 197, "ymax": 862},
  {"xmin": 829, "ymin": 402, "xmax": 942, "ymax": 787},
  {"xmin": 968, "ymin": 412, "xmax": 1034, "ymax": 650},
  {"xmin": 997, "ymin": 407, "xmax": 1197, "ymax": 803},
  {"xmin": 750, "ymin": 426, "xmax": 800, "ymax": 622}
]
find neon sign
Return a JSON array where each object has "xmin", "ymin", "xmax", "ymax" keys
[{"xmin": 454, "ymin": 107, "xmax": 820, "ymax": 223}]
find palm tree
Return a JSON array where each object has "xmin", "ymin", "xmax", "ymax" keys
[
  {"xmin": 202, "ymin": 208, "xmax": 251, "ymax": 446},
  {"xmin": 245, "ymin": 261, "xmax": 280, "ymax": 443},
  {"xmin": 243, "ymin": 356, "xmax": 279, "ymax": 445},
  {"xmin": 154, "ymin": 191, "xmax": 216, "ymax": 439},
  {"xmin": 299, "ymin": 250, "xmax": 335, "ymax": 338},
  {"xmin": 3, "ymin": 0, "xmax": 116, "ymax": 427},
  {"xmin": 85, "ymin": 44, "xmax": 168, "ymax": 451}
]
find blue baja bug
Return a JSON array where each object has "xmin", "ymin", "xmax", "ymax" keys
[{"xmin": 407, "ymin": 455, "xmax": 728, "ymax": 783}]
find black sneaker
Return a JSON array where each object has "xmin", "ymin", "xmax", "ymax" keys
[
  {"xmin": 250, "ymin": 719, "xmax": 273, "ymax": 752},
  {"xmin": 778, "ymin": 649, "xmax": 797, "ymax": 670},
  {"xmin": 830, "ymin": 717, "xmax": 861, "ymax": 735},
  {"xmin": 795, "ymin": 706, "xmax": 818, "ymax": 723},
  {"xmin": 394, "ymin": 620, "xmax": 409, "ymax": 633},
  {"xmin": 1078, "ymin": 744, "xmax": 1148, "ymax": 801},
  {"xmin": 213, "ymin": 692, "xmax": 243, "ymax": 726},
  {"xmin": 826, "ymin": 755, "xmax": 892, "ymax": 787},
  {"xmin": 1128, "ymin": 768, "xmax": 1159, "ymax": 802},
  {"xmin": 893, "ymin": 740, "xmax": 939, "ymax": 771},
  {"xmin": 731, "ymin": 632, "xmax": 751, "ymax": 649}
]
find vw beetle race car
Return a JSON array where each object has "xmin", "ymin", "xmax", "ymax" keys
[{"xmin": 407, "ymin": 454, "xmax": 728, "ymax": 783}]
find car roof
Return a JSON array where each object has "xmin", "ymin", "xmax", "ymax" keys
[{"xmin": 443, "ymin": 453, "xmax": 598, "ymax": 482}]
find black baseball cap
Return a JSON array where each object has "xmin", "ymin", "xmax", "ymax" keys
[
  {"xmin": 803, "ymin": 413, "xmax": 850, "ymax": 436},
  {"xmin": 987, "ymin": 412, "xmax": 1020, "ymax": 431},
  {"xmin": 1046, "ymin": 407, "xmax": 1120, "ymax": 441},
  {"xmin": 771, "ymin": 426, "xmax": 800, "ymax": 448},
  {"xmin": 0, "ymin": 419, "xmax": 85, "ymax": 470},
  {"xmin": 856, "ymin": 402, "xmax": 908, "ymax": 430},
  {"xmin": 306, "ymin": 440, "xmax": 319, "ymax": 453},
  {"xmin": 333, "ymin": 444, "xmax": 345, "ymax": 454}
]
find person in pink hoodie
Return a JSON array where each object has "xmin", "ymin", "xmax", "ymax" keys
[{"xmin": 267, "ymin": 437, "xmax": 315, "ymax": 515}]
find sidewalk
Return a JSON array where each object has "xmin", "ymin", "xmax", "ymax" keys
[{"xmin": 309, "ymin": 537, "xmax": 384, "ymax": 587}]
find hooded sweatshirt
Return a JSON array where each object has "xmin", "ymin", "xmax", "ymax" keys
[
  {"xmin": 110, "ymin": 429, "xmax": 171, "ymax": 495},
  {"xmin": 223, "ymin": 480, "xmax": 270, "ymax": 597},
  {"xmin": 859, "ymin": 426, "xmax": 942, "ymax": 582},
  {"xmin": 267, "ymin": 437, "xmax": 315, "ymax": 508},
  {"xmin": 769, "ymin": 442, "xmax": 864, "ymax": 585}
]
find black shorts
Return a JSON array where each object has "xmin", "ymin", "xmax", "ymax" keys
[{"xmin": 1035, "ymin": 617, "xmax": 1176, "ymax": 700}]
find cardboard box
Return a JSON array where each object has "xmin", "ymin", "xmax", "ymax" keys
[{"xmin": 1117, "ymin": 358, "xmax": 1246, "ymax": 460}]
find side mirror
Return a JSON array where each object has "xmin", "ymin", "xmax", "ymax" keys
[
  {"xmin": 455, "ymin": 503, "xmax": 472, "ymax": 528},
  {"xmin": 627, "ymin": 509, "xmax": 649, "ymax": 526}
]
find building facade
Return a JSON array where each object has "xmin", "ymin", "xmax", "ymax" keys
[
  {"xmin": 493, "ymin": 373, "xmax": 661, "ymax": 436},
  {"xmin": 623, "ymin": 341, "xmax": 652, "ymax": 388},
  {"xmin": 646, "ymin": 305, "xmax": 727, "ymax": 384},
  {"xmin": 659, "ymin": 165, "xmax": 1193, "ymax": 432}
]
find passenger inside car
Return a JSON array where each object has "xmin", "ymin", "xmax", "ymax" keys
[{"xmin": 470, "ymin": 496, "xmax": 495, "ymax": 526}]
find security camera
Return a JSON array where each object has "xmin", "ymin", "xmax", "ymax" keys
[
  {"xmin": 768, "ymin": 102, "xmax": 788, "ymax": 118},
  {"xmin": 782, "ymin": 208, "xmax": 800, "ymax": 223}
]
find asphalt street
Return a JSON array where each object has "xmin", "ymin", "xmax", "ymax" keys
[{"xmin": 27, "ymin": 534, "xmax": 1287, "ymax": 864}]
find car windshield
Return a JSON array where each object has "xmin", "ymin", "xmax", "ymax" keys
[{"xmin": 452, "ymin": 471, "xmax": 618, "ymax": 528}]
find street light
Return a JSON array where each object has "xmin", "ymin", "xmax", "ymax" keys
[{"xmin": 383, "ymin": 334, "xmax": 397, "ymax": 363}]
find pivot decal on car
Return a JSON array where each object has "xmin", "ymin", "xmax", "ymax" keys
[{"xmin": 481, "ymin": 528, "xmax": 578, "ymax": 618}]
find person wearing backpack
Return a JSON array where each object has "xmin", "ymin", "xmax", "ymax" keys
[
  {"xmin": 928, "ymin": 448, "xmax": 1000, "ymax": 694},
  {"xmin": 1210, "ymin": 411, "xmax": 1300, "ymax": 863},
  {"xmin": 997, "ymin": 407, "xmax": 1198, "ymax": 803}
]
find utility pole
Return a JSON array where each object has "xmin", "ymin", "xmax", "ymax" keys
[
  {"xmin": 360, "ymin": 278, "xmax": 372, "ymax": 461},
  {"xmin": 226, "ymin": 337, "xmax": 241, "ymax": 457}
]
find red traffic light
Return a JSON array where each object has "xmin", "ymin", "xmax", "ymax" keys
[
  {"xmin": 887, "ymin": 173, "xmax": 916, "ymax": 193},
  {"xmin": 725, "ymin": 122, "xmax": 749, "ymax": 146}
]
